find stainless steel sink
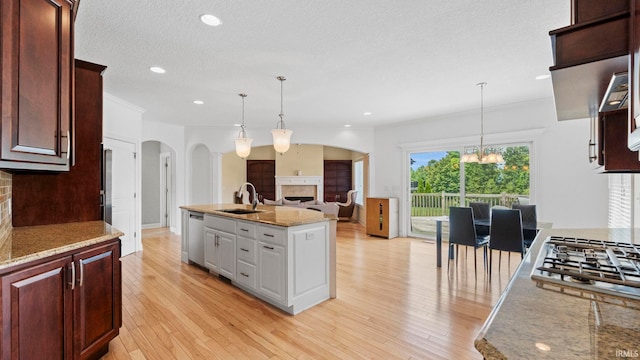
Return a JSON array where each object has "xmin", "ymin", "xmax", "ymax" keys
[{"xmin": 217, "ymin": 208, "xmax": 262, "ymax": 215}]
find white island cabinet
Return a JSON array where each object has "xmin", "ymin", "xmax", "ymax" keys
[
  {"xmin": 201, "ymin": 213, "xmax": 330, "ymax": 315},
  {"xmin": 204, "ymin": 215, "xmax": 236, "ymax": 279}
]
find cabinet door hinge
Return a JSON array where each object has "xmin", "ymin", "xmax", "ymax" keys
[{"xmin": 133, "ymin": 152, "xmax": 137, "ymax": 159}]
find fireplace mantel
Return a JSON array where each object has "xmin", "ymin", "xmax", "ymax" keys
[{"xmin": 275, "ymin": 176, "xmax": 323, "ymax": 201}]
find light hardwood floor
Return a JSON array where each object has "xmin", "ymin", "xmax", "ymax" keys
[{"xmin": 101, "ymin": 222, "xmax": 518, "ymax": 360}]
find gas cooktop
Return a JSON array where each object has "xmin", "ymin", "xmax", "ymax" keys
[{"xmin": 531, "ymin": 236, "xmax": 640, "ymax": 301}]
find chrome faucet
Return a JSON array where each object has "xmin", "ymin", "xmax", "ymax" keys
[{"xmin": 237, "ymin": 182, "xmax": 259, "ymax": 210}]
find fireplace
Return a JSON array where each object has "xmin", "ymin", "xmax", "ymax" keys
[{"xmin": 275, "ymin": 176, "xmax": 323, "ymax": 201}]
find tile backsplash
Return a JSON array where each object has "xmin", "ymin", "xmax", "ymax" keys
[{"xmin": 0, "ymin": 171, "xmax": 12, "ymax": 240}]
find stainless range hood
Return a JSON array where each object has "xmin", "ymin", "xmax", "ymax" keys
[{"xmin": 599, "ymin": 72, "xmax": 629, "ymax": 112}]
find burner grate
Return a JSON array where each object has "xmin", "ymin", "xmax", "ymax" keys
[{"xmin": 531, "ymin": 236, "xmax": 640, "ymax": 300}]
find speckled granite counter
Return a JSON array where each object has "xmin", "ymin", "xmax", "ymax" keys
[
  {"xmin": 180, "ymin": 204, "xmax": 336, "ymax": 227},
  {"xmin": 475, "ymin": 228, "xmax": 640, "ymax": 359},
  {"xmin": 0, "ymin": 221, "xmax": 124, "ymax": 271}
]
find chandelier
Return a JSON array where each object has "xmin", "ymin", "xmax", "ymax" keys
[
  {"xmin": 235, "ymin": 93, "xmax": 253, "ymax": 158},
  {"xmin": 460, "ymin": 82, "xmax": 504, "ymax": 164},
  {"xmin": 271, "ymin": 76, "xmax": 293, "ymax": 154}
]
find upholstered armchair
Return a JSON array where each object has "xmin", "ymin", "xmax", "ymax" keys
[{"xmin": 337, "ymin": 190, "xmax": 357, "ymax": 221}]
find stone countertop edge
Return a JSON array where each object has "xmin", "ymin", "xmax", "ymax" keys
[
  {"xmin": 181, "ymin": 204, "xmax": 337, "ymax": 227},
  {"xmin": 0, "ymin": 221, "xmax": 124, "ymax": 271},
  {"xmin": 474, "ymin": 228, "xmax": 640, "ymax": 360}
]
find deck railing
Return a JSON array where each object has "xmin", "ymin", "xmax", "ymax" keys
[{"xmin": 410, "ymin": 192, "xmax": 525, "ymax": 216}]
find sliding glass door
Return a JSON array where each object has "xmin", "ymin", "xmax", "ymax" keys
[{"xmin": 408, "ymin": 144, "xmax": 530, "ymax": 239}]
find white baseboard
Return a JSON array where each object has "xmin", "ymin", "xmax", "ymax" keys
[{"xmin": 142, "ymin": 223, "xmax": 162, "ymax": 229}]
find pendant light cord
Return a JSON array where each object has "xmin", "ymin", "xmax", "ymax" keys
[
  {"xmin": 478, "ymin": 82, "xmax": 486, "ymax": 154},
  {"xmin": 277, "ymin": 76, "xmax": 286, "ymax": 129},
  {"xmin": 239, "ymin": 93, "xmax": 247, "ymax": 137}
]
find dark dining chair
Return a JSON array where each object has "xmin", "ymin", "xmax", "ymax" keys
[
  {"xmin": 488, "ymin": 209, "xmax": 524, "ymax": 277},
  {"xmin": 448, "ymin": 207, "xmax": 489, "ymax": 277},
  {"xmin": 469, "ymin": 202, "xmax": 490, "ymax": 236},
  {"xmin": 511, "ymin": 204, "xmax": 538, "ymax": 250}
]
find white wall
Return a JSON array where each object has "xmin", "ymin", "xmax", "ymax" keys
[
  {"xmin": 373, "ymin": 97, "xmax": 609, "ymax": 233},
  {"xmin": 141, "ymin": 141, "xmax": 161, "ymax": 226},
  {"xmin": 142, "ymin": 121, "xmax": 185, "ymax": 234},
  {"xmin": 190, "ymin": 144, "xmax": 212, "ymax": 204},
  {"xmin": 103, "ymin": 93, "xmax": 144, "ymax": 252}
]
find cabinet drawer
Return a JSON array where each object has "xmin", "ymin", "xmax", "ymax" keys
[
  {"xmin": 257, "ymin": 225, "xmax": 286, "ymax": 246},
  {"xmin": 236, "ymin": 221, "xmax": 256, "ymax": 239},
  {"xmin": 204, "ymin": 215, "xmax": 236, "ymax": 233},
  {"xmin": 235, "ymin": 260, "xmax": 256, "ymax": 290},
  {"xmin": 237, "ymin": 236, "xmax": 257, "ymax": 264}
]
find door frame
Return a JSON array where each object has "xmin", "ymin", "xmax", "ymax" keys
[{"xmin": 160, "ymin": 152, "xmax": 172, "ymax": 228}]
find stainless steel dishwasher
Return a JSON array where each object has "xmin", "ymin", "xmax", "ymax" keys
[{"xmin": 188, "ymin": 211, "xmax": 205, "ymax": 266}]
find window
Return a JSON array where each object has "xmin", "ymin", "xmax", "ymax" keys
[{"xmin": 354, "ymin": 159, "xmax": 364, "ymax": 205}]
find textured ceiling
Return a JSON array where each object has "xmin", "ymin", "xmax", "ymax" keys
[{"xmin": 74, "ymin": 1, "xmax": 570, "ymax": 129}]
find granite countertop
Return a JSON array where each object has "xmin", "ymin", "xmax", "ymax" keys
[
  {"xmin": 475, "ymin": 228, "xmax": 640, "ymax": 359},
  {"xmin": 0, "ymin": 221, "xmax": 124, "ymax": 271},
  {"xmin": 180, "ymin": 204, "xmax": 337, "ymax": 227}
]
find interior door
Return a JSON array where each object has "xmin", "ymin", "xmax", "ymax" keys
[
  {"xmin": 323, "ymin": 160, "xmax": 352, "ymax": 202},
  {"xmin": 247, "ymin": 160, "xmax": 276, "ymax": 202},
  {"xmin": 104, "ymin": 138, "xmax": 137, "ymax": 256}
]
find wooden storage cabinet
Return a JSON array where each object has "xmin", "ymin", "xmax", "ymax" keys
[
  {"xmin": 1, "ymin": 256, "xmax": 72, "ymax": 359},
  {"xmin": 0, "ymin": 0, "xmax": 75, "ymax": 171},
  {"xmin": 0, "ymin": 239, "xmax": 121, "ymax": 360},
  {"xmin": 366, "ymin": 197, "xmax": 399, "ymax": 239},
  {"xmin": 74, "ymin": 241, "xmax": 122, "ymax": 360},
  {"xmin": 591, "ymin": 110, "xmax": 640, "ymax": 171},
  {"xmin": 12, "ymin": 60, "xmax": 106, "ymax": 227}
]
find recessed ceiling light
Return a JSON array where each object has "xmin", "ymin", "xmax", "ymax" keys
[
  {"xmin": 363, "ymin": 112, "xmax": 372, "ymax": 116},
  {"xmin": 193, "ymin": 100, "xmax": 204, "ymax": 105},
  {"xmin": 150, "ymin": 66, "xmax": 166, "ymax": 74},
  {"xmin": 200, "ymin": 14, "xmax": 222, "ymax": 26},
  {"xmin": 535, "ymin": 74, "xmax": 550, "ymax": 80},
  {"xmin": 535, "ymin": 342, "xmax": 551, "ymax": 352},
  {"xmin": 344, "ymin": 124, "xmax": 352, "ymax": 128}
]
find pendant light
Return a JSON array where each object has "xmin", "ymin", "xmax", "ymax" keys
[
  {"xmin": 461, "ymin": 82, "xmax": 504, "ymax": 164},
  {"xmin": 271, "ymin": 76, "xmax": 293, "ymax": 154},
  {"xmin": 235, "ymin": 93, "xmax": 253, "ymax": 158}
]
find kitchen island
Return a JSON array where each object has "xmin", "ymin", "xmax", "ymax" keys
[
  {"xmin": 180, "ymin": 204, "xmax": 337, "ymax": 315},
  {"xmin": 475, "ymin": 228, "xmax": 640, "ymax": 359}
]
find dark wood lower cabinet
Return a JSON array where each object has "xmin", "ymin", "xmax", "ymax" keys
[
  {"xmin": 2, "ymin": 256, "xmax": 72, "ymax": 359},
  {"xmin": 74, "ymin": 241, "xmax": 121, "ymax": 360},
  {"xmin": 0, "ymin": 239, "xmax": 121, "ymax": 360}
]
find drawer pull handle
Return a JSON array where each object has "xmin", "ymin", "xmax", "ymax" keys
[
  {"xmin": 240, "ymin": 248, "xmax": 249, "ymax": 252},
  {"xmin": 264, "ymin": 233, "xmax": 274, "ymax": 237},
  {"xmin": 240, "ymin": 272, "xmax": 249, "ymax": 277},
  {"xmin": 240, "ymin": 228, "xmax": 249, "ymax": 232},
  {"xmin": 263, "ymin": 245, "xmax": 274, "ymax": 250}
]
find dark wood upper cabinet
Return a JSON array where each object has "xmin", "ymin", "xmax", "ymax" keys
[
  {"xmin": 12, "ymin": 59, "xmax": 105, "ymax": 227},
  {"xmin": 592, "ymin": 110, "xmax": 640, "ymax": 172},
  {"xmin": 550, "ymin": 0, "xmax": 640, "ymax": 172},
  {"xmin": 0, "ymin": 0, "xmax": 75, "ymax": 171},
  {"xmin": 571, "ymin": 0, "xmax": 630, "ymax": 25}
]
